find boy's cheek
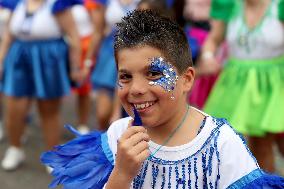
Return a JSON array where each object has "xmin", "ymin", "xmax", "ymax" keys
[
  {"xmin": 117, "ymin": 88, "xmax": 127, "ymax": 99},
  {"xmin": 117, "ymin": 90, "xmax": 129, "ymax": 107}
]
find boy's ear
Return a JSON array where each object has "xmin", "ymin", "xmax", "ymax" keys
[{"xmin": 181, "ymin": 67, "xmax": 195, "ymax": 92}]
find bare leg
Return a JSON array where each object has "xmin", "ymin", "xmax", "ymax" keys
[
  {"xmin": 249, "ymin": 134, "xmax": 275, "ymax": 173},
  {"xmin": 275, "ymin": 134, "xmax": 284, "ymax": 157},
  {"xmin": 4, "ymin": 96, "xmax": 31, "ymax": 147},
  {"xmin": 77, "ymin": 93, "xmax": 91, "ymax": 126},
  {"xmin": 95, "ymin": 90, "xmax": 113, "ymax": 131},
  {"xmin": 37, "ymin": 98, "xmax": 62, "ymax": 150}
]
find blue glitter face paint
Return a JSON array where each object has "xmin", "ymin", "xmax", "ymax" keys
[
  {"xmin": 117, "ymin": 81, "xmax": 123, "ymax": 89},
  {"xmin": 148, "ymin": 57, "xmax": 178, "ymax": 95}
]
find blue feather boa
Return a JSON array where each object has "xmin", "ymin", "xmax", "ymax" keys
[
  {"xmin": 228, "ymin": 169, "xmax": 284, "ymax": 189},
  {"xmin": 243, "ymin": 173, "xmax": 284, "ymax": 189},
  {"xmin": 41, "ymin": 125, "xmax": 114, "ymax": 189}
]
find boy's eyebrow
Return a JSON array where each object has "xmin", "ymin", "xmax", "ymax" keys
[
  {"xmin": 118, "ymin": 69, "xmax": 129, "ymax": 73},
  {"xmin": 118, "ymin": 65, "xmax": 152, "ymax": 73}
]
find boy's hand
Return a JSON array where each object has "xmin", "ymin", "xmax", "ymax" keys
[{"xmin": 114, "ymin": 120, "xmax": 150, "ymax": 181}]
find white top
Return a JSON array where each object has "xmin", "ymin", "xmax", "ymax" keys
[
  {"xmin": 71, "ymin": 4, "xmax": 93, "ymax": 38},
  {"xmin": 105, "ymin": 0, "xmax": 140, "ymax": 29},
  {"xmin": 226, "ymin": 0, "xmax": 284, "ymax": 59},
  {"xmin": 105, "ymin": 109, "xmax": 259, "ymax": 188},
  {"xmin": 9, "ymin": 0, "xmax": 62, "ymax": 40}
]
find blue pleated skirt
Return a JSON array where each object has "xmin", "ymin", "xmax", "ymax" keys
[
  {"xmin": 91, "ymin": 33, "xmax": 117, "ymax": 91},
  {"xmin": 1, "ymin": 38, "xmax": 71, "ymax": 99}
]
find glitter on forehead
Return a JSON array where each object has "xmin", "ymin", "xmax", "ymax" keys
[{"xmin": 149, "ymin": 57, "xmax": 178, "ymax": 92}]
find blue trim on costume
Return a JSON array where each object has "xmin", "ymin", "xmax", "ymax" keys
[
  {"xmin": 227, "ymin": 169, "xmax": 264, "ymax": 189},
  {"xmin": 101, "ymin": 132, "xmax": 114, "ymax": 165},
  {"xmin": 147, "ymin": 117, "xmax": 226, "ymax": 165},
  {"xmin": 52, "ymin": 0, "xmax": 82, "ymax": 14},
  {"xmin": 166, "ymin": 0, "xmax": 174, "ymax": 8},
  {"xmin": 94, "ymin": 0, "xmax": 107, "ymax": 6},
  {"xmin": 0, "ymin": 0, "xmax": 19, "ymax": 10}
]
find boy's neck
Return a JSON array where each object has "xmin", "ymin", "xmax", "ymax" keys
[{"xmin": 147, "ymin": 106, "xmax": 205, "ymax": 147}]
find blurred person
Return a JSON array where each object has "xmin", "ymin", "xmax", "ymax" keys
[
  {"xmin": 91, "ymin": 0, "xmax": 140, "ymax": 130},
  {"xmin": 183, "ymin": 0, "xmax": 210, "ymax": 22},
  {"xmin": 137, "ymin": 0, "xmax": 170, "ymax": 17},
  {"xmin": 71, "ymin": 0, "xmax": 105, "ymax": 134},
  {"xmin": 0, "ymin": 0, "xmax": 83, "ymax": 171},
  {"xmin": 183, "ymin": 0, "xmax": 226, "ymax": 109},
  {"xmin": 0, "ymin": 6, "xmax": 11, "ymax": 141},
  {"xmin": 201, "ymin": 0, "xmax": 284, "ymax": 172}
]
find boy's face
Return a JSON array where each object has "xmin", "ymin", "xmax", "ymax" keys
[{"xmin": 117, "ymin": 45, "xmax": 195, "ymax": 127}]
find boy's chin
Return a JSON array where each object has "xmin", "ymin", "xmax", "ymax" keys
[{"xmin": 139, "ymin": 117, "xmax": 160, "ymax": 128}]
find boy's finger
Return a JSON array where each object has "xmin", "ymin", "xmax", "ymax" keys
[
  {"xmin": 136, "ymin": 149, "xmax": 151, "ymax": 162},
  {"xmin": 128, "ymin": 132, "xmax": 150, "ymax": 146},
  {"xmin": 127, "ymin": 119, "xmax": 134, "ymax": 128},
  {"xmin": 130, "ymin": 140, "xmax": 149, "ymax": 155},
  {"xmin": 120, "ymin": 126, "xmax": 147, "ymax": 141}
]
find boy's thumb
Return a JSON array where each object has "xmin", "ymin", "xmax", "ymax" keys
[{"xmin": 128, "ymin": 119, "xmax": 134, "ymax": 128}]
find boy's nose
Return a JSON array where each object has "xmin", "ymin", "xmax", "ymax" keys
[{"xmin": 129, "ymin": 78, "xmax": 148, "ymax": 96}]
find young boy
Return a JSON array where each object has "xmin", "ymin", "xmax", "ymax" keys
[{"xmin": 41, "ymin": 10, "xmax": 284, "ymax": 189}]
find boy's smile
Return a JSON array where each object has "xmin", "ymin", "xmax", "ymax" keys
[{"xmin": 117, "ymin": 45, "xmax": 193, "ymax": 128}]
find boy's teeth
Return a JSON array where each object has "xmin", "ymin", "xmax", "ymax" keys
[{"xmin": 134, "ymin": 102, "xmax": 154, "ymax": 109}]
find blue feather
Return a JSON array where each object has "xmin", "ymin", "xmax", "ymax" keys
[
  {"xmin": 132, "ymin": 106, "xmax": 143, "ymax": 126},
  {"xmin": 41, "ymin": 126, "xmax": 114, "ymax": 189},
  {"xmin": 243, "ymin": 173, "xmax": 284, "ymax": 189}
]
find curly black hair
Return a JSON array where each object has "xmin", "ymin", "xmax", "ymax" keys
[{"xmin": 114, "ymin": 10, "xmax": 192, "ymax": 74}]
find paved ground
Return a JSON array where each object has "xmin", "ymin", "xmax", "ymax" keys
[
  {"xmin": 0, "ymin": 95, "xmax": 97, "ymax": 189},
  {"xmin": 0, "ymin": 95, "xmax": 284, "ymax": 189}
]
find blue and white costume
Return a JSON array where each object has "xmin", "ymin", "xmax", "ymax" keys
[
  {"xmin": 0, "ymin": 0, "xmax": 81, "ymax": 98},
  {"xmin": 41, "ymin": 109, "xmax": 284, "ymax": 189}
]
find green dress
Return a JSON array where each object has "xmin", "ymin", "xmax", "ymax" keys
[{"xmin": 204, "ymin": 0, "xmax": 284, "ymax": 136}]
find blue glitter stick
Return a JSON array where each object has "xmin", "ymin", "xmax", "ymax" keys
[{"xmin": 132, "ymin": 106, "xmax": 143, "ymax": 126}]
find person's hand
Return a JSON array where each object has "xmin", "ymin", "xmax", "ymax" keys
[
  {"xmin": 195, "ymin": 52, "xmax": 222, "ymax": 77},
  {"xmin": 114, "ymin": 120, "xmax": 150, "ymax": 181},
  {"xmin": 70, "ymin": 66, "xmax": 86, "ymax": 85}
]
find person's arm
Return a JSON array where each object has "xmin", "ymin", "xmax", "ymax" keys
[
  {"xmin": 55, "ymin": 9, "xmax": 83, "ymax": 82},
  {"xmin": 0, "ymin": 14, "xmax": 13, "ymax": 74},
  {"xmin": 85, "ymin": 3, "xmax": 106, "ymax": 64},
  {"xmin": 105, "ymin": 124, "xmax": 150, "ymax": 189},
  {"xmin": 195, "ymin": 19, "xmax": 226, "ymax": 77},
  {"xmin": 279, "ymin": 0, "xmax": 284, "ymax": 23}
]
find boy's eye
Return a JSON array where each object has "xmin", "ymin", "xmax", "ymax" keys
[
  {"xmin": 148, "ymin": 71, "xmax": 163, "ymax": 79},
  {"xmin": 118, "ymin": 73, "xmax": 132, "ymax": 82}
]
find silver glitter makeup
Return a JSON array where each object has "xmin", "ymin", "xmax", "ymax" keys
[{"xmin": 148, "ymin": 57, "xmax": 178, "ymax": 95}]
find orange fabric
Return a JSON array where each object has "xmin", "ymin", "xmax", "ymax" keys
[
  {"xmin": 72, "ymin": 35, "xmax": 94, "ymax": 95},
  {"xmin": 84, "ymin": 0, "xmax": 98, "ymax": 10}
]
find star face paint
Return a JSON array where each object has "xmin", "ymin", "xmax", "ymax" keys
[{"xmin": 148, "ymin": 57, "xmax": 178, "ymax": 93}]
